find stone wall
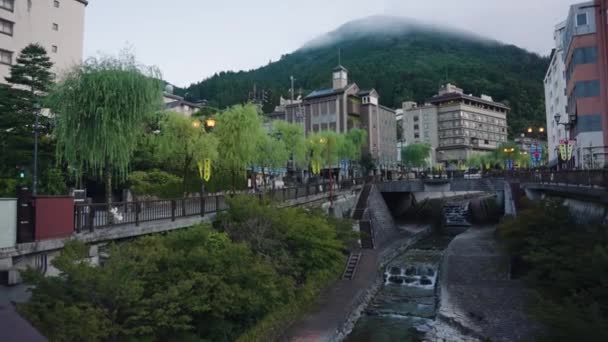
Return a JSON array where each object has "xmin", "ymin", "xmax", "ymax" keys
[{"xmin": 366, "ymin": 185, "xmax": 397, "ymax": 248}]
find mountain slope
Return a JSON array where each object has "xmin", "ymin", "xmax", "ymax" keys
[{"xmin": 180, "ymin": 16, "xmax": 549, "ymax": 136}]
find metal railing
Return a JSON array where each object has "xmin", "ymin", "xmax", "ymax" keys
[
  {"xmin": 74, "ymin": 178, "xmax": 366, "ymax": 232},
  {"xmin": 492, "ymin": 169, "xmax": 608, "ymax": 189}
]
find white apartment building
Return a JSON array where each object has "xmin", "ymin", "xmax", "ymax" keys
[
  {"xmin": 402, "ymin": 101, "xmax": 439, "ymax": 167},
  {"xmin": 0, "ymin": 0, "xmax": 87, "ymax": 84},
  {"xmin": 544, "ymin": 21, "xmax": 569, "ymax": 167}
]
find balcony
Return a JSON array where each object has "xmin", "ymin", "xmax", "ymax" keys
[{"xmin": 347, "ymin": 100, "xmax": 360, "ymax": 115}]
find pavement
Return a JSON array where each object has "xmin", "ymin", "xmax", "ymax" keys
[
  {"xmin": 437, "ymin": 227, "xmax": 541, "ymax": 342},
  {"xmin": 284, "ymin": 224, "xmax": 430, "ymax": 342}
]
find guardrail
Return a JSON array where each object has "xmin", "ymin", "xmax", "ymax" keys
[
  {"xmin": 74, "ymin": 178, "xmax": 366, "ymax": 232},
  {"xmin": 491, "ymin": 170, "xmax": 608, "ymax": 188}
]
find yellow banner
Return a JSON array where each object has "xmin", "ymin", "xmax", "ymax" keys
[
  {"xmin": 559, "ymin": 144, "xmax": 567, "ymax": 160},
  {"xmin": 204, "ymin": 159, "xmax": 212, "ymax": 182},
  {"xmin": 566, "ymin": 143, "xmax": 574, "ymax": 161},
  {"xmin": 197, "ymin": 160, "xmax": 204, "ymax": 179}
]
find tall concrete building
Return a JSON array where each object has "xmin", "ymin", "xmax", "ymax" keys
[
  {"xmin": 402, "ymin": 101, "xmax": 439, "ymax": 166},
  {"xmin": 551, "ymin": 0, "xmax": 608, "ymax": 168},
  {"xmin": 0, "ymin": 0, "xmax": 87, "ymax": 84},
  {"xmin": 283, "ymin": 65, "xmax": 398, "ymax": 171},
  {"xmin": 544, "ymin": 21, "xmax": 569, "ymax": 167},
  {"xmin": 402, "ymin": 84, "xmax": 509, "ymax": 167}
]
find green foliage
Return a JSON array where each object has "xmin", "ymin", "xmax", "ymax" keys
[
  {"xmin": 214, "ymin": 104, "xmax": 265, "ymax": 190},
  {"xmin": 0, "ymin": 177, "xmax": 17, "ymax": 197},
  {"xmin": 51, "ymin": 52, "xmax": 163, "ymax": 206},
  {"xmin": 497, "ymin": 200, "xmax": 608, "ymax": 340},
  {"xmin": 20, "ymin": 198, "xmax": 350, "ymax": 341},
  {"xmin": 40, "ymin": 168, "xmax": 67, "ymax": 195},
  {"xmin": 155, "ymin": 112, "xmax": 219, "ymax": 194},
  {"xmin": 179, "ymin": 26, "xmax": 548, "ymax": 136},
  {"xmin": 128, "ymin": 169, "xmax": 182, "ymax": 199},
  {"xmin": 401, "ymin": 143, "xmax": 431, "ymax": 168},
  {"xmin": 273, "ymin": 121, "xmax": 307, "ymax": 167},
  {"xmin": 217, "ymin": 196, "xmax": 346, "ymax": 283},
  {"xmin": 0, "ymin": 44, "xmax": 54, "ymax": 182},
  {"xmin": 255, "ymin": 133, "xmax": 289, "ymax": 175},
  {"xmin": 340, "ymin": 128, "xmax": 367, "ymax": 161}
]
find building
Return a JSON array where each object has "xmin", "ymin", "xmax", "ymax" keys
[
  {"xmin": 163, "ymin": 92, "xmax": 202, "ymax": 117},
  {"xmin": 402, "ymin": 101, "xmax": 439, "ymax": 167},
  {"xmin": 402, "ymin": 84, "xmax": 509, "ymax": 166},
  {"xmin": 283, "ymin": 65, "xmax": 398, "ymax": 171},
  {"xmin": 0, "ymin": 0, "xmax": 87, "ymax": 84},
  {"xmin": 544, "ymin": 21, "xmax": 569, "ymax": 167},
  {"xmin": 553, "ymin": 1, "xmax": 608, "ymax": 168}
]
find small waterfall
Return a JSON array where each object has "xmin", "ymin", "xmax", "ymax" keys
[{"xmin": 384, "ymin": 264, "xmax": 437, "ymax": 288}]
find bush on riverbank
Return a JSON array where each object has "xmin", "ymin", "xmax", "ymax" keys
[
  {"xmin": 19, "ymin": 198, "xmax": 351, "ymax": 341},
  {"xmin": 497, "ymin": 200, "xmax": 608, "ymax": 341}
]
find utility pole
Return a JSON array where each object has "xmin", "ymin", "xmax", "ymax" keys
[
  {"xmin": 32, "ymin": 102, "xmax": 40, "ymax": 195},
  {"xmin": 290, "ymin": 75, "xmax": 295, "ymax": 103}
]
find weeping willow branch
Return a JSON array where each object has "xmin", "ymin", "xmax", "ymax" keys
[{"xmin": 50, "ymin": 53, "xmax": 163, "ymax": 199}]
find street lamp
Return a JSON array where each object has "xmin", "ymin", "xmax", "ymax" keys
[
  {"xmin": 205, "ymin": 118, "xmax": 216, "ymax": 129},
  {"xmin": 554, "ymin": 113, "xmax": 572, "ymax": 169},
  {"xmin": 319, "ymin": 137, "xmax": 334, "ymax": 212},
  {"xmin": 191, "ymin": 120, "xmax": 201, "ymax": 128}
]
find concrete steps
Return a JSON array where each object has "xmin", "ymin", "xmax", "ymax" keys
[{"xmin": 342, "ymin": 252, "xmax": 362, "ymax": 280}]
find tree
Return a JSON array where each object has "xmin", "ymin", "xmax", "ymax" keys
[
  {"xmin": 50, "ymin": 54, "xmax": 162, "ymax": 210},
  {"xmin": 255, "ymin": 133, "xmax": 288, "ymax": 186},
  {"xmin": 155, "ymin": 112, "xmax": 218, "ymax": 195},
  {"xmin": 0, "ymin": 44, "xmax": 54, "ymax": 189},
  {"xmin": 214, "ymin": 104, "xmax": 265, "ymax": 191},
  {"xmin": 401, "ymin": 143, "xmax": 431, "ymax": 169},
  {"xmin": 273, "ymin": 121, "xmax": 306, "ymax": 167}
]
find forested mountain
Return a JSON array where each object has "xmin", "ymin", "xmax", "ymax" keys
[{"xmin": 178, "ymin": 16, "xmax": 549, "ymax": 136}]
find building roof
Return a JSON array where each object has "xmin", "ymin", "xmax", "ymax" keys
[
  {"xmin": 428, "ymin": 92, "xmax": 510, "ymax": 110},
  {"xmin": 76, "ymin": 0, "xmax": 89, "ymax": 5},
  {"xmin": 165, "ymin": 100, "xmax": 202, "ymax": 110},
  {"xmin": 304, "ymin": 83, "xmax": 354, "ymax": 100},
  {"xmin": 332, "ymin": 64, "xmax": 348, "ymax": 72}
]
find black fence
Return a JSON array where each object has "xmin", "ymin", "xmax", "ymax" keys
[
  {"xmin": 74, "ymin": 178, "xmax": 366, "ymax": 232},
  {"xmin": 493, "ymin": 170, "xmax": 608, "ymax": 188}
]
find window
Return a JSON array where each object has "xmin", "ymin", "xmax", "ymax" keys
[
  {"xmin": 0, "ymin": 0, "xmax": 13, "ymax": 12},
  {"xmin": 413, "ymin": 116, "xmax": 419, "ymax": 122},
  {"xmin": 574, "ymin": 80, "xmax": 600, "ymax": 98},
  {"xmin": 577, "ymin": 114, "xmax": 602, "ymax": 132},
  {"xmin": 414, "ymin": 133, "xmax": 420, "ymax": 139},
  {"xmin": 52, "ymin": 45, "xmax": 58, "ymax": 53},
  {"xmin": 54, "ymin": 0, "xmax": 60, "ymax": 8},
  {"xmin": 576, "ymin": 13, "xmax": 588, "ymax": 26},
  {"xmin": 52, "ymin": 23, "xmax": 59, "ymax": 31},
  {"xmin": 0, "ymin": 18, "xmax": 13, "ymax": 36},
  {"xmin": 0, "ymin": 49, "xmax": 12, "ymax": 65},
  {"xmin": 414, "ymin": 124, "xmax": 419, "ymax": 130}
]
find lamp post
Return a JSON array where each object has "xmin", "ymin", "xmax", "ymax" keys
[
  {"xmin": 503, "ymin": 147, "xmax": 515, "ymax": 170},
  {"xmin": 319, "ymin": 137, "xmax": 334, "ymax": 212},
  {"xmin": 553, "ymin": 113, "xmax": 572, "ymax": 169},
  {"xmin": 32, "ymin": 102, "xmax": 41, "ymax": 195}
]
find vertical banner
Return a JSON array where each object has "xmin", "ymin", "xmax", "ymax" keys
[
  {"xmin": 203, "ymin": 159, "xmax": 212, "ymax": 181},
  {"xmin": 566, "ymin": 141, "xmax": 575, "ymax": 161}
]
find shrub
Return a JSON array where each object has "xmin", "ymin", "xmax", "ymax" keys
[{"xmin": 128, "ymin": 169, "xmax": 182, "ymax": 199}]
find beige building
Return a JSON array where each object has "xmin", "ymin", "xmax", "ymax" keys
[
  {"xmin": 402, "ymin": 84, "xmax": 509, "ymax": 166},
  {"xmin": 402, "ymin": 101, "xmax": 439, "ymax": 166},
  {"xmin": 0, "ymin": 0, "xmax": 87, "ymax": 84},
  {"xmin": 283, "ymin": 65, "xmax": 398, "ymax": 170},
  {"xmin": 431, "ymin": 84, "xmax": 509, "ymax": 165}
]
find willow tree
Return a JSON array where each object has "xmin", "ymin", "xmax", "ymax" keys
[
  {"xmin": 255, "ymin": 133, "xmax": 288, "ymax": 185},
  {"xmin": 214, "ymin": 104, "xmax": 264, "ymax": 191},
  {"xmin": 273, "ymin": 121, "xmax": 306, "ymax": 167},
  {"xmin": 51, "ymin": 55, "xmax": 162, "ymax": 209},
  {"xmin": 155, "ymin": 112, "xmax": 218, "ymax": 195}
]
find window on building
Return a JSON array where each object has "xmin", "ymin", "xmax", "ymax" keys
[
  {"xmin": 414, "ymin": 124, "xmax": 419, "ymax": 130},
  {"xmin": 0, "ymin": 49, "xmax": 12, "ymax": 65},
  {"xmin": 576, "ymin": 13, "xmax": 588, "ymax": 26},
  {"xmin": 52, "ymin": 23, "xmax": 59, "ymax": 31},
  {"xmin": 413, "ymin": 116, "xmax": 419, "ymax": 122},
  {"xmin": 574, "ymin": 80, "xmax": 600, "ymax": 98},
  {"xmin": 0, "ymin": 18, "xmax": 13, "ymax": 36},
  {"xmin": 0, "ymin": 0, "xmax": 13, "ymax": 12},
  {"xmin": 577, "ymin": 114, "xmax": 602, "ymax": 132},
  {"xmin": 54, "ymin": 0, "xmax": 60, "ymax": 8},
  {"xmin": 414, "ymin": 133, "xmax": 420, "ymax": 139},
  {"xmin": 52, "ymin": 45, "xmax": 58, "ymax": 53}
]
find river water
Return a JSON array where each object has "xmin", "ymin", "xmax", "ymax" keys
[{"xmin": 346, "ymin": 228, "xmax": 464, "ymax": 342}]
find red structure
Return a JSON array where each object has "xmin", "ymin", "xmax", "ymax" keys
[{"xmin": 33, "ymin": 196, "xmax": 75, "ymax": 240}]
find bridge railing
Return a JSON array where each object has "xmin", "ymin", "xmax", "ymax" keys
[
  {"xmin": 495, "ymin": 170, "xmax": 608, "ymax": 188},
  {"xmin": 74, "ymin": 178, "xmax": 366, "ymax": 232}
]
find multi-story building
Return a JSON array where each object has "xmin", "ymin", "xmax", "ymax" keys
[
  {"xmin": 544, "ymin": 21, "xmax": 569, "ymax": 167},
  {"xmin": 555, "ymin": 1, "xmax": 608, "ymax": 168},
  {"xmin": 402, "ymin": 101, "xmax": 439, "ymax": 167},
  {"xmin": 283, "ymin": 65, "xmax": 398, "ymax": 171},
  {"xmin": 0, "ymin": 0, "xmax": 87, "ymax": 84},
  {"xmin": 402, "ymin": 84, "xmax": 508, "ymax": 166}
]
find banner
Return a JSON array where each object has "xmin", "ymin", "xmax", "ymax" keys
[
  {"xmin": 559, "ymin": 143, "xmax": 567, "ymax": 161},
  {"xmin": 566, "ymin": 142, "xmax": 574, "ymax": 161},
  {"xmin": 203, "ymin": 159, "xmax": 212, "ymax": 181}
]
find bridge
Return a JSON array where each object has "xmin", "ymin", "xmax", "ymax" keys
[{"xmin": 1, "ymin": 170, "xmax": 606, "ymax": 286}]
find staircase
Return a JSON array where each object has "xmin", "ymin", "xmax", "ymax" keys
[
  {"xmin": 342, "ymin": 252, "xmax": 362, "ymax": 280},
  {"xmin": 443, "ymin": 202, "xmax": 471, "ymax": 227},
  {"xmin": 359, "ymin": 218, "xmax": 375, "ymax": 249},
  {"xmin": 352, "ymin": 184, "xmax": 372, "ymax": 220}
]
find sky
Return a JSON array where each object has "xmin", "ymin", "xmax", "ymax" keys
[{"xmin": 84, "ymin": 0, "xmax": 579, "ymax": 87}]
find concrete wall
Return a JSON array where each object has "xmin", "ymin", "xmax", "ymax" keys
[
  {"xmin": 0, "ymin": 0, "xmax": 86, "ymax": 84},
  {"xmin": 33, "ymin": 197, "xmax": 74, "ymax": 240},
  {"xmin": 0, "ymin": 199, "xmax": 16, "ymax": 249},
  {"xmin": 366, "ymin": 185, "xmax": 397, "ymax": 247}
]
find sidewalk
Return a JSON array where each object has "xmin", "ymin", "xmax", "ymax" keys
[{"xmin": 284, "ymin": 225, "xmax": 430, "ymax": 342}]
